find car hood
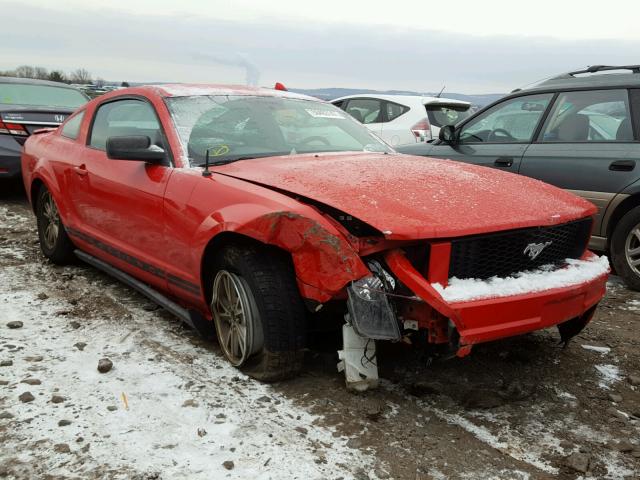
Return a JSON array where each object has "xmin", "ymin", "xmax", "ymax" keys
[{"xmin": 214, "ymin": 152, "xmax": 596, "ymax": 240}]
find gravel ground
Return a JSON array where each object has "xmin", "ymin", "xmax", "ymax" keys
[{"xmin": 0, "ymin": 180, "xmax": 639, "ymax": 479}]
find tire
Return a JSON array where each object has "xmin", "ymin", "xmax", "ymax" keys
[
  {"xmin": 611, "ymin": 205, "xmax": 640, "ymax": 291},
  {"xmin": 36, "ymin": 186, "xmax": 75, "ymax": 265},
  {"xmin": 210, "ymin": 244, "xmax": 306, "ymax": 381}
]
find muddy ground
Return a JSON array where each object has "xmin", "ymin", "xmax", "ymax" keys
[{"xmin": 0, "ymin": 180, "xmax": 639, "ymax": 480}]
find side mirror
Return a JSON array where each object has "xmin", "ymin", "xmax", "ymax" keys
[
  {"xmin": 106, "ymin": 135, "xmax": 166, "ymax": 163},
  {"xmin": 439, "ymin": 125, "xmax": 457, "ymax": 144}
]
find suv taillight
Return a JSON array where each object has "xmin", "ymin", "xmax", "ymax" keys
[
  {"xmin": 0, "ymin": 119, "xmax": 28, "ymax": 136},
  {"xmin": 410, "ymin": 117, "xmax": 431, "ymax": 142}
]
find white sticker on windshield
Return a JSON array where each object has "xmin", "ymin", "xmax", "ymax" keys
[{"xmin": 305, "ymin": 109, "xmax": 345, "ymax": 119}]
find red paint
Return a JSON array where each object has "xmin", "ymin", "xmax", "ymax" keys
[
  {"xmin": 427, "ymin": 242, "xmax": 451, "ymax": 286},
  {"xmin": 21, "ymin": 84, "xmax": 606, "ymax": 348}
]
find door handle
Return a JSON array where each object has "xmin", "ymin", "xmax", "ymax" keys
[
  {"xmin": 494, "ymin": 157, "xmax": 514, "ymax": 167},
  {"xmin": 609, "ymin": 160, "xmax": 635, "ymax": 172},
  {"xmin": 74, "ymin": 164, "xmax": 88, "ymax": 176}
]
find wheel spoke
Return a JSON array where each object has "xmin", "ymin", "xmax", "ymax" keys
[
  {"xmin": 631, "ymin": 257, "xmax": 640, "ymax": 267},
  {"xmin": 633, "ymin": 228, "xmax": 640, "ymax": 243},
  {"xmin": 628, "ymin": 246, "xmax": 640, "ymax": 257}
]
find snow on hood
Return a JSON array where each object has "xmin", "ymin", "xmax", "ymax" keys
[{"xmin": 214, "ymin": 152, "xmax": 596, "ymax": 240}]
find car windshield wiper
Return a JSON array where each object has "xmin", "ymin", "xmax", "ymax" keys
[{"xmin": 197, "ymin": 152, "xmax": 291, "ymax": 168}]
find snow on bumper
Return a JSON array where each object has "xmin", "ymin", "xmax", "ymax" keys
[
  {"xmin": 432, "ymin": 254, "xmax": 610, "ymax": 303},
  {"xmin": 385, "ymin": 250, "xmax": 609, "ymax": 347}
]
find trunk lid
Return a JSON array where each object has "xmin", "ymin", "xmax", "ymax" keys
[{"xmin": 0, "ymin": 106, "xmax": 74, "ymax": 144}]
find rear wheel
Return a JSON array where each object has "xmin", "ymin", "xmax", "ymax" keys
[
  {"xmin": 36, "ymin": 187, "xmax": 75, "ymax": 264},
  {"xmin": 611, "ymin": 206, "xmax": 640, "ymax": 291},
  {"xmin": 210, "ymin": 245, "xmax": 306, "ymax": 381}
]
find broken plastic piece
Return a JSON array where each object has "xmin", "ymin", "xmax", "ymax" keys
[{"xmin": 337, "ymin": 323, "xmax": 379, "ymax": 392}]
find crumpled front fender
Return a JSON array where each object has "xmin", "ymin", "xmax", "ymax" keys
[{"xmin": 236, "ymin": 211, "xmax": 370, "ymax": 303}]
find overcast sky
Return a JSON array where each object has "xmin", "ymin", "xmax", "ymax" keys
[{"xmin": 2, "ymin": 0, "xmax": 639, "ymax": 93}]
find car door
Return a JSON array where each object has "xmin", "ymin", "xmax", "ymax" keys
[
  {"xmin": 379, "ymin": 100, "xmax": 412, "ymax": 146},
  {"xmin": 424, "ymin": 93, "xmax": 554, "ymax": 172},
  {"xmin": 520, "ymin": 88, "xmax": 639, "ymax": 237},
  {"xmin": 341, "ymin": 97, "xmax": 384, "ymax": 139},
  {"xmin": 71, "ymin": 96, "xmax": 174, "ymax": 291}
]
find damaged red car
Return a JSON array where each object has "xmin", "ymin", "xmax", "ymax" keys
[{"xmin": 21, "ymin": 85, "xmax": 609, "ymax": 386}]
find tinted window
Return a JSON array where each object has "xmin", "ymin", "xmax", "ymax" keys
[
  {"xmin": 165, "ymin": 95, "xmax": 392, "ymax": 165},
  {"xmin": 459, "ymin": 94, "xmax": 552, "ymax": 143},
  {"xmin": 89, "ymin": 99, "xmax": 161, "ymax": 150},
  {"xmin": 0, "ymin": 83, "xmax": 87, "ymax": 108},
  {"xmin": 426, "ymin": 104, "xmax": 471, "ymax": 128},
  {"xmin": 61, "ymin": 111, "xmax": 85, "ymax": 140},
  {"xmin": 540, "ymin": 89, "xmax": 633, "ymax": 142},
  {"xmin": 385, "ymin": 101, "xmax": 409, "ymax": 122},
  {"xmin": 344, "ymin": 98, "xmax": 382, "ymax": 124}
]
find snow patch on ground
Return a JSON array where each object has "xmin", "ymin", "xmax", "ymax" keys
[
  {"xmin": 594, "ymin": 364, "xmax": 622, "ymax": 390},
  {"xmin": 581, "ymin": 345, "xmax": 611, "ymax": 354},
  {"xmin": 433, "ymin": 255, "xmax": 609, "ymax": 303},
  {"xmin": 0, "ymin": 264, "xmax": 378, "ymax": 479},
  {"xmin": 623, "ymin": 299, "xmax": 640, "ymax": 311}
]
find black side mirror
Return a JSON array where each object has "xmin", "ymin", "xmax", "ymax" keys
[
  {"xmin": 439, "ymin": 125, "xmax": 457, "ymax": 144},
  {"xmin": 106, "ymin": 135, "xmax": 166, "ymax": 163}
]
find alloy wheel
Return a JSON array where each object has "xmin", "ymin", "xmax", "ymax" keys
[
  {"xmin": 42, "ymin": 192, "xmax": 60, "ymax": 250},
  {"xmin": 625, "ymin": 223, "xmax": 640, "ymax": 276},
  {"xmin": 211, "ymin": 270, "xmax": 260, "ymax": 366}
]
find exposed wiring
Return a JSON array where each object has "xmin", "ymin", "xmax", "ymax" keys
[{"xmin": 361, "ymin": 339, "xmax": 377, "ymax": 368}]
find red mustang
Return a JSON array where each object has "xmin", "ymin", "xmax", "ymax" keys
[{"xmin": 21, "ymin": 85, "xmax": 609, "ymax": 384}]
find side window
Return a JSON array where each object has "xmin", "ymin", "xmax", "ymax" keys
[
  {"xmin": 631, "ymin": 89, "xmax": 640, "ymax": 140},
  {"xmin": 540, "ymin": 89, "xmax": 634, "ymax": 142},
  {"xmin": 344, "ymin": 98, "xmax": 382, "ymax": 124},
  {"xmin": 89, "ymin": 99, "xmax": 161, "ymax": 151},
  {"xmin": 385, "ymin": 101, "xmax": 409, "ymax": 122},
  {"xmin": 60, "ymin": 111, "xmax": 85, "ymax": 140},
  {"xmin": 333, "ymin": 100, "xmax": 346, "ymax": 110},
  {"xmin": 459, "ymin": 94, "xmax": 553, "ymax": 144}
]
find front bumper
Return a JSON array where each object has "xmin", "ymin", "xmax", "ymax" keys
[{"xmin": 384, "ymin": 249, "xmax": 608, "ymax": 350}]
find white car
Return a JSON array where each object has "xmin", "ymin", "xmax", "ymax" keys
[{"xmin": 332, "ymin": 94, "xmax": 472, "ymax": 147}]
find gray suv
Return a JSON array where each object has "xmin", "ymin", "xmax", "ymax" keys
[{"xmin": 398, "ymin": 65, "xmax": 640, "ymax": 290}]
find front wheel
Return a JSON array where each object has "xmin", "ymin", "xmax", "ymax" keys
[
  {"xmin": 210, "ymin": 245, "xmax": 306, "ymax": 381},
  {"xmin": 36, "ymin": 186, "xmax": 75, "ymax": 264},
  {"xmin": 611, "ymin": 205, "xmax": 640, "ymax": 291}
]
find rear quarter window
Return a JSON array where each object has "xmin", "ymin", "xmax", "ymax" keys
[
  {"xmin": 61, "ymin": 111, "xmax": 85, "ymax": 140},
  {"xmin": 426, "ymin": 104, "xmax": 471, "ymax": 127}
]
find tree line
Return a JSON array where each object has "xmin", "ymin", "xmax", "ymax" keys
[{"xmin": 0, "ymin": 65, "xmax": 129, "ymax": 87}]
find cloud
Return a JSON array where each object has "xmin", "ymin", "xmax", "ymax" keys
[{"xmin": 1, "ymin": 2, "xmax": 638, "ymax": 93}]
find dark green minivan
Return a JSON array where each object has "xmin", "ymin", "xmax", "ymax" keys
[{"xmin": 398, "ymin": 65, "xmax": 640, "ymax": 290}]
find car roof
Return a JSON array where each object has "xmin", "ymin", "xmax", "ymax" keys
[
  {"xmin": 0, "ymin": 76, "xmax": 81, "ymax": 89},
  {"xmin": 144, "ymin": 83, "xmax": 319, "ymax": 101},
  {"xmin": 332, "ymin": 93, "xmax": 471, "ymax": 107},
  {"xmin": 516, "ymin": 65, "xmax": 640, "ymax": 94}
]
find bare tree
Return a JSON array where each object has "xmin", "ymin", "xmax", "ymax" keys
[
  {"xmin": 69, "ymin": 68, "xmax": 92, "ymax": 84},
  {"xmin": 14, "ymin": 65, "xmax": 36, "ymax": 78},
  {"xmin": 94, "ymin": 77, "xmax": 105, "ymax": 88},
  {"xmin": 121, "ymin": 81, "xmax": 130, "ymax": 87},
  {"xmin": 34, "ymin": 66, "xmax": 49, "ymax": 80}
]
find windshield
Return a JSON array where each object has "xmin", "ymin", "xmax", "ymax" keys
[
  {"xmin": 165, "ymin": 95, "xmax": 393, "ymax": 166},
  {"xmin": 0, "ymin": 83, "xmax": 87, "ymax": 108}
]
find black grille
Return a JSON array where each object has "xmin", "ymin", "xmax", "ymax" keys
[{"xmin": 449, "ymin": 218, "xmax": 593, "ymax": 280}]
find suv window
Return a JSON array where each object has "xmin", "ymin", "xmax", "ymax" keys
[
  {"xmin": 540, "ymin": 89, "xmax": 634, "ymax": 142},
  {"xmin": 344, "ymin": 98, "xmax": 382, "ymax": 124},
  {"xmin": 61, "ymin": 111, "xmax": 84, "ymax": 140},
  {"xmin": 89, "ymin": 99, "xmax": 161, "ymax": 150},
  {"xmin": 459, "ymin": 94, "xmax": 553, "ymax": 144}
]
